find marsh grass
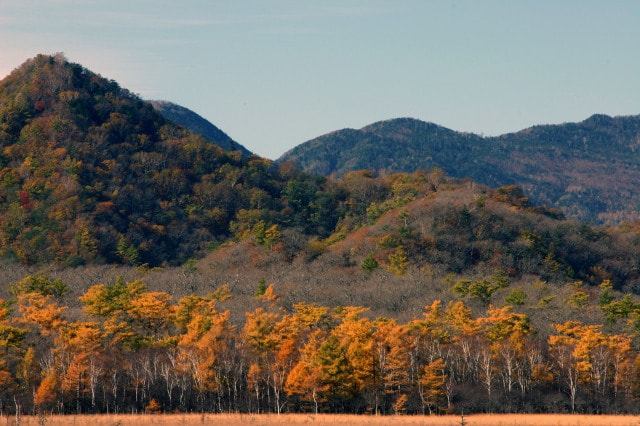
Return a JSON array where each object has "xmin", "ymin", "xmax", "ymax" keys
[{"xmin": 6, "ymin": 413, "xmax": 640, "ymax": 426}]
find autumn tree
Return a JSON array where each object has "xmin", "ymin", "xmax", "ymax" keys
[
  {"xmin": 285, "ymin": 330, "xmax": 329, "ymax": 414},
  {"xmin": 547, "ymin": 321, "xmax": 632, "ymax": 413},
  {"xmin": 0, "ymin": 299, "xmax": 29, "ymax": 412},
  {"xmin": 330, "ymin": 307, "xmax": 376, "ymax": 409},
  {"xmin": 387, "ymin": 245, "xmax": 409, "ymax": 276},
  {"xmin": 243, "ymin": 307, "xmax": 280, "ymax": 412},
  {"xmin": 374, "ymin": 319, "xmax": 412, "ymax": 414},
  {"xmin": 476, "ymin": 305, "xmax": 535, "ymax": 409},
  {"xmin": 57, "ymin": 321, "xmax": 105, "ymax": 412},
  {"xmin": 419, "ymin": 358, "xmax": 447, "ymax": 414}
]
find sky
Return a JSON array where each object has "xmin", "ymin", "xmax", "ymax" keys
[{"xmin": 1, "ymin": 1, "xmax": 639, "ymax": 160}]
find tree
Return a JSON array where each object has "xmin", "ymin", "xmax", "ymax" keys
[
  {"xmin": 80, "ymin": 278, "xmax": 160, "ymax": 349},
  {"xmin": 116, "ymin": 236, "xmax": 139, "ymax": 265},
  {"xmin": 375, "ymin": 319, "xmax": 411, "ymax": 413},
  {"xmin": 16, "ymin": 292, "xmax": 67, "ymax": 336},
  {"xmin": 387, "ymin": 245, "xmax": 409, "ymax": 276},
  {"xmin": 285, "ymin": 330, "xmax": 328, "ymax": 414},
  {"xmin": 453, "ymin": 275, "xmax": 508, "ymax": 307},
  {"xmin": 255, "ymin": 278, "xmax": 267, "ymax": 296},
  {"xmin": 243, "ymin": 308, "xmax": 281, "ymax": 412},
  {"xmin": 10, "ymin": 275, "xmax": 67, "ymax": 298},
  {"xmin": 54, "ymin": 321, "xmax": 107, "ymax": 412},
  {"xmin": 547, "ymin": 321, "xmax": 623, "ymax": 413},
  {"xmin": 419, "ymin": 358, "xmax": 447, "ymax": 414},
  {"xmin": 331, "ymin": 307, "xmax": 376, "ymax": 409},
  {"xmin": 0, "ymin": 299, "xmax": 28, "ymax": 355},
  {"xmin": 177, "ymin": 308, "xmax": 232, "ymax": 410},
  {"xmin": 127, "ymin": 291, "xmax": 176, "ymax": 343},
  {"xmin": 361, "ymin": 253, "xmax": 379, "ymax": 271},
  {"xmin": 476, "ymin": 305, "xmax": 534, "ymax": 408},
  {"xmin": 34, "ymin": 368, "xmax": 57, "ymax": 409},
  {"xmin": 316, "ymin": 334, "xmax": 354, "ymax": 408}
]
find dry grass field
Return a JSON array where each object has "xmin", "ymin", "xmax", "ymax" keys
[{"xmin": 6, "ymin": 413, "xmax": 640, "ymax": 426}]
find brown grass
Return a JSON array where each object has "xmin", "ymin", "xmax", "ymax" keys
[{"xmin": 6, "ymin": 413, "xmax": 640, "ymax": 426}]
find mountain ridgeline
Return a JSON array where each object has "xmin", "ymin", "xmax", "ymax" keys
[
  {"xmin": 148, "ymin": 100, "xmax": 252, "ymax": 156},
  {"xmin": 278, "ymin": 115, "xmax": 640, "ymax": 224}
]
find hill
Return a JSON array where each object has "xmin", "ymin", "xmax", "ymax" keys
[
  {"xmin": 0, "ymin": 54, "xmax": 340, "ymax": 266},
  {"xmin": 148, "ymin": 100, "xmax": 252, "ymax": 156},
  {"xmin": 278, "ymin": 115, "xmax": 640, "ymax": 224},
  {"xmin": 1, "ymin": 56, "xmax": 640, "ymax": 417},
  {"xmin": 2, "ymin": 171, "xmax": 640, "ymax": 415}
]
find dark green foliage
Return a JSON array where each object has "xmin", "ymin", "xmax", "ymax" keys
[
  {"xmin": 601, "ymin": 294, "xmax": 638, "ymax": 323},
  {"xmin": 361, "ymin": 253, "xmax": 379, "ymax": 271},
  {"xmin": 453, "ymin": 277, "xmax": 505, "ymax": 306},
  {"xmin": 9, "ymin": 275, "xmax": 67, "ymax": 298},
  {"xmin": 505, "ymin": 288, "xmax": 527, "ymax": 306},
  {"xmin": 256, "ymin": 277, "xmax": 267, "ymax": 296}
]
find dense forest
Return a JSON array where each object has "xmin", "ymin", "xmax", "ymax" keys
[
  {"xmin": 2, "ymin": 173, "xmax": 640, "ymax": 416},
  {"xmin": 0, "ymin": 54, "xmax": 342, "ymax": 267},
  {"xmin": 1, "ymin": 54, "xmax": 640, "ymax": 416},
  {"xmin": 1, "ymin": 271, "xmax": 639, "ymax": 416}
]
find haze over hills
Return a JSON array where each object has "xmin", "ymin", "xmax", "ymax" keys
[{"xmin": 279, "ymin": 115, "xmax": 640, "ymax": 225}]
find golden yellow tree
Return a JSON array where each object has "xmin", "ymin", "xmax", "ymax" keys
[
  {"xmin": 547, "ymin": 321, "xmax": 621, "ymax": 413},
  {"xmin": 176, "ymin": 294, "xmax": 232, "ymax": 409},
  {"xmin": 475, "ymin": 305, "xmax": 534, "ymax": 405},
  {"xmin": 331, "ymin": 306, "xmax": 376, "ymax": 397},
  {"xmin": 16, "ymin": 292, "xmax": 67, "ymax": 336},
  {"xmin": 34, "ymin": 368, "xmax": 57, "ymax": 408},
  {"xmin": 419, "ymin": 358, "xmax": 447, "ymax": 414},
  {"xmin": 374, "ymin": 319, "xmax": 411, "ymax": 412},
  {"xmin": 57, "ymin": 321, "xmax": 105, "ymax": 411},
  {"xmin": 285, "ymin": 329, "xmax": 329, "ymax": 414}
]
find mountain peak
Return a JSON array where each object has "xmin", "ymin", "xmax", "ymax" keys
[{"xmin": 0, "ymin": 55, "xmax": 279, "ymax": 266}]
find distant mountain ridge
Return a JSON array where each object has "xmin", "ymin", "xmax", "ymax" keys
[
  {"xmin": 278, "ymin": 115, "xmax": 640, "ymax": 224},
  {"xmin": 149, "ymin": 100, "xmax": 252, "ymax": 156}
]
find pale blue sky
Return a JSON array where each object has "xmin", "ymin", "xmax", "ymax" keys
[{"xmin": 1, "ymin": 1, "xmax": 639, "ymax": 159}]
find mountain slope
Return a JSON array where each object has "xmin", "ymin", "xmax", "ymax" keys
[
  {"xmin": 278, "ymin": 115, "xmax": 640, "ymax": 224},
  {"xmin": 279, "ymin": 118, "xmax": 485, "ymax": 176},
  {"xmin": 0, "ymin": 54, "xmax": 340, "ymax": 266},
  {"xmin": 149, "ymin": 100, "xmax": 252, "ymax": 155}
]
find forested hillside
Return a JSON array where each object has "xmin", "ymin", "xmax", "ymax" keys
[
  {"xmin": 0, "ymin": 54, "xmax": 341, "ymax": 266},
  {"xmin": 1, "ymin": 54, "xmax": 640, "ymax": 417},
  {"xmin": 2, "ymin": 171, "xmax": 640, "ymax": 415},
  {"xmin": 278, "ymin": 115, "xmax": 640, "ymax": 225}
]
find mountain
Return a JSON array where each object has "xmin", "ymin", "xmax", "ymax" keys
[
  {"xmin": 2, "ymin": 54, "xmax": 640, "ymax": 298},
  {"xmin": 2, "ymin": 56, "xmax": 640, "ymax": 417},
  {"xmin": 278, "ymin": 115, "xmax": 640, "ymax": 224},
  {"xmin": 0, "ymin": 54, "xmax": 340, "ymax": 266},
  {"xmin": 279, "ymin": 118, "xmax": 484, "ymax": 176},
  {"xmin": 148, "ymin": 100, "xmax": 252, "ymax": 156}
]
